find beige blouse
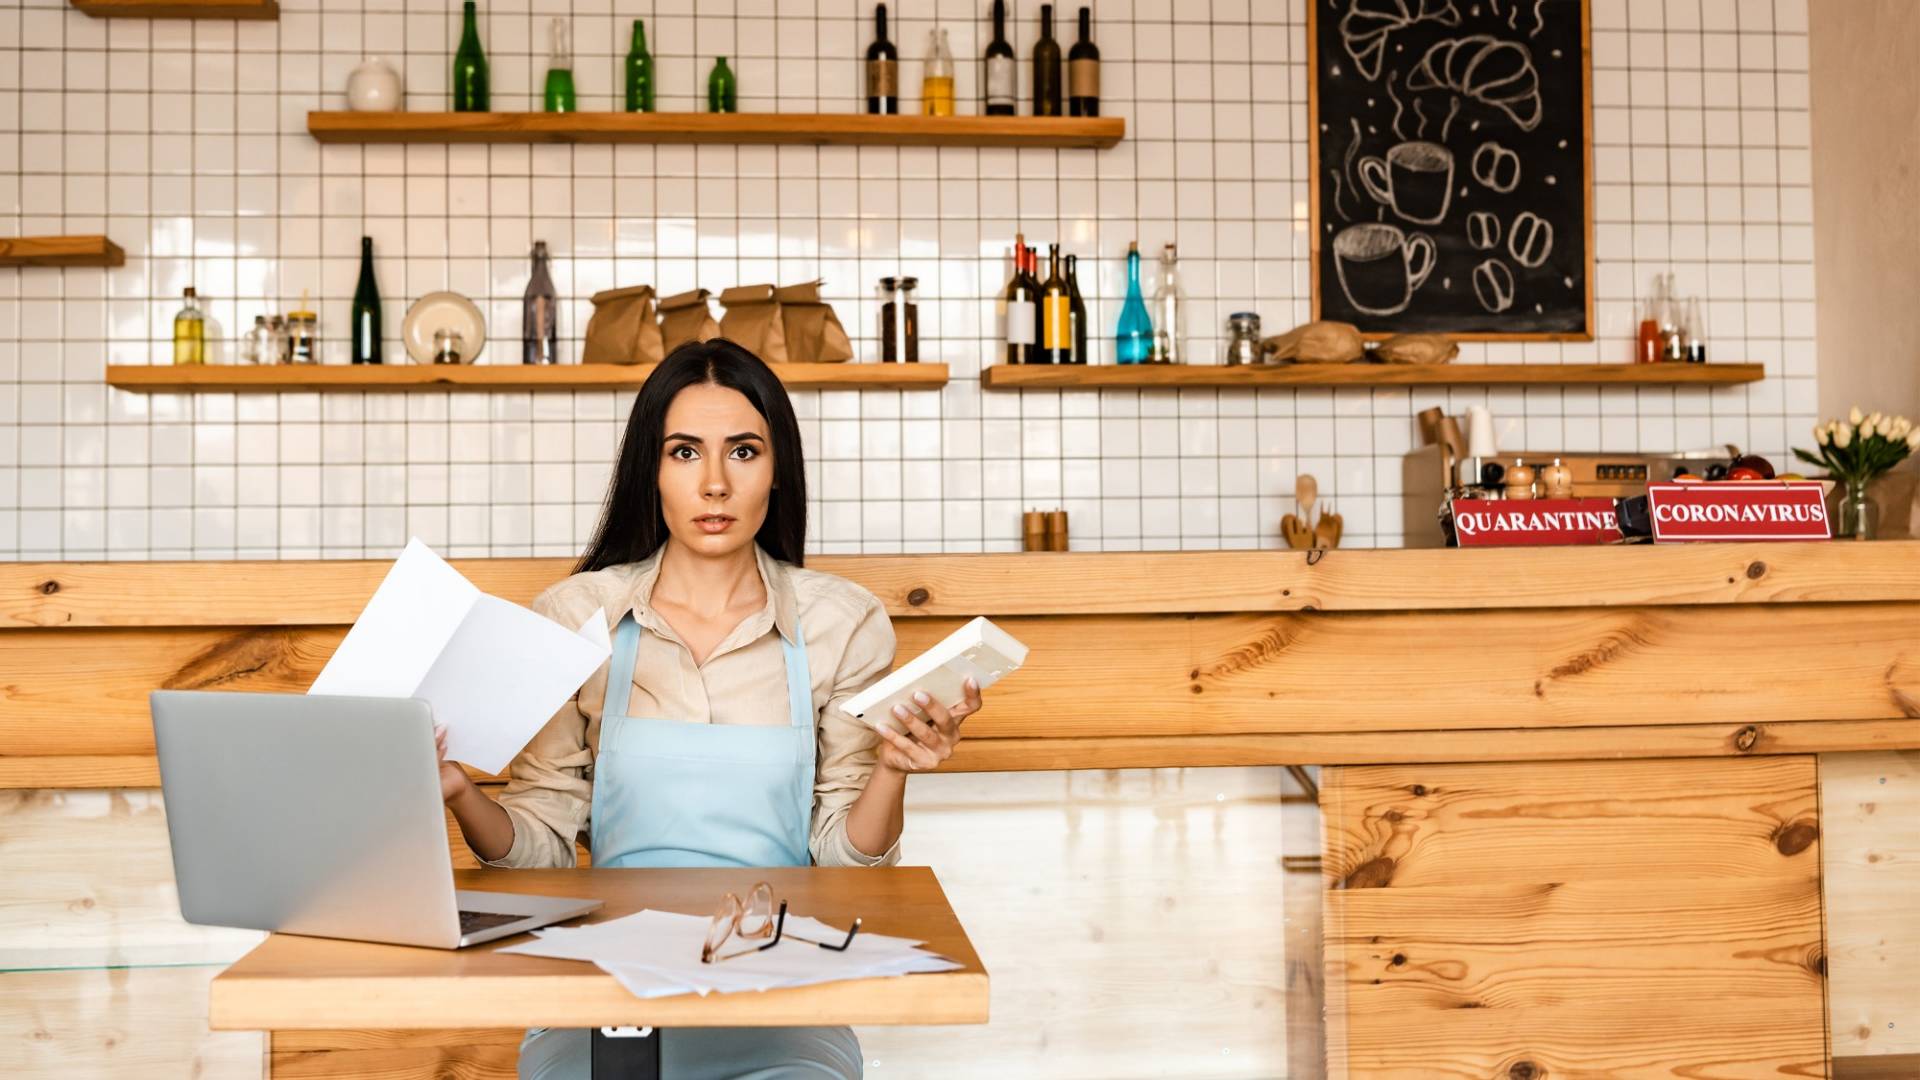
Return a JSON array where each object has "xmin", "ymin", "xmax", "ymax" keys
[{"xmin": 483, "ymin": 544, "xmax": 901, "ymax": 870}]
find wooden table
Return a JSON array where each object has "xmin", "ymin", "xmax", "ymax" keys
[{"xmin": 210, "ymin": 867, "xmax": 987, "ymax": 1077}]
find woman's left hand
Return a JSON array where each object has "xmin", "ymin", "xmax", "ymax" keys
[{"xmin": 876, "ymin": 677, "xmax": 983, "ymax": 775}]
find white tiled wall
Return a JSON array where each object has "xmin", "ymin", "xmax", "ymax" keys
[{"xmin": 0, "ymin": 0, "xmax": 1818, "ymax": 559}]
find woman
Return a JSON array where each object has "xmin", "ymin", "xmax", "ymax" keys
[{"xmin": 438, "ymin": 339, "xmax": 983, "ymax": 1079}]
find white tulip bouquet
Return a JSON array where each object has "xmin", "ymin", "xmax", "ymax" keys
[{"xmin": 1796, "ymin": 407, "xmax": 1918, "ymax": 538}]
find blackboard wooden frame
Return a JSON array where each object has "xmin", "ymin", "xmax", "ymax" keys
[{"xmin": 1308, "ymin": 0, "xmax": 1595, "ymax": 341}]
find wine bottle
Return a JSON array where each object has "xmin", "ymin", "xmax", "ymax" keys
[
  {"xmin": 1116, "ymin": 242, "xmax": 1153, "ymax": 365},
  {"xmin": 625, "ymin": 19, "xmax": 654, "ymax": 112},
  {"xmin": 866, "ymin": 4, "xmax": 899, "ymax": 115},
  {"xmin": 523, "ymin": 241, "xmax": 558, "ymax": 365},
  {"xmin": 451, "ymin": 0, "xmax": 489, "ymax": 112},
  {"xmin": 351, "ymin": 237, "xmax": 382, "ymax": 364},
  {"xmin": 1065, "ymin": 253, "xmax": 1088, "ymax": 364},
  {"xmin": 1003, "ymin": 234, "xmax": 1037, "ymax": 365},
  {"xmin": 1040, "ymin": 244, "xmax": 1072, "ymax": 364},
  {"xmin": 1032, "ymin": 4, "xmax": 1062, "ymax": 117},
  {"xmin": 984, "ymin": 0, "xmax": 1016, "ymax": 116},
  {"xmin": 543, "ymin": 18, "xmax": 576, "ymax": 113},
  {"xmin": 1068, "ymin": 6, "xmax": 1099, "ymax": 117},
  {"xmin": 922, "ymin": 28, "xmax": 955, "ymax": 116},
  {"xmin": 1150, "ymin": 243, "xmax": 1186, "ymax": 364},
  {"xmin": 172, "ymin": 287, "xmax": 205, "ymax": 365},
  {"xmin": 708, "ymin": 56, "xmax": 737, "ymax": 113},
  {"xmin": 1024, "ymin": 246, "xmax": 1048, "ymax": 364}
]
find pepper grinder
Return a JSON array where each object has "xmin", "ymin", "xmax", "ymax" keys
[
  {"xmin": 1505, "ymin": 458, "xmax": 1537, "ymax": 501},
  {"xmin": 1540, "ymin": 458, "xmax": 1574, "ymax": 499}
]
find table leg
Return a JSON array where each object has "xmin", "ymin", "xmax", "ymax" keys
[{"xmin": 591, "ymin": 1025, "xmax": 662, "ymax": 1079}]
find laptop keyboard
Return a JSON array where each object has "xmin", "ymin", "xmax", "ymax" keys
[{"xmin": 459, "ymin": 910, "xmax": 526, "ymax": 935}]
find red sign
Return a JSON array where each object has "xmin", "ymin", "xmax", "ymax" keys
[
  {"xmin": 1646, "ymin": 482, "xmax": 1831, "ymax": 542},
  {"xmin": 1451, "ymin": 498, "xmax": 1623, "ymax": 547}
]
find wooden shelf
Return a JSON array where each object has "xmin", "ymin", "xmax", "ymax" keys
[
  {"xmin": 0, "ymin": 235, "xmax": 125, "ymax": 268},
  {"xmin": 105, "ymin": 361, "xmax": 948, "ymax": 393},
  {"xmin": 70, "ymin": 0, "xmax": 276, "ymax": 17},
  {"xmin": 980, "ymin": 362, "xmax": 1766, "ymax": 389},
  {"xmin": 307, "ymin": 111, "xmax": 1124, "ymax": 149}
]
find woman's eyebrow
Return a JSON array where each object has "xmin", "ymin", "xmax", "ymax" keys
[{"xmin": 662, "ymin": 432, "xmax": 766, "ymax": 444}]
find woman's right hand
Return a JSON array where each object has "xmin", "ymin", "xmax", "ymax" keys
[{"xmin": 435, "ymin": 723, "xmax": 473, "ymax": 803}]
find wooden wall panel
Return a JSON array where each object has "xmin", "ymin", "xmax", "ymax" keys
[
  {"xmin": 0, "ymin": 966, "xmax": 263, "ymax": 1078},
  {"xmin": 1821, "ymin": 750, "xmax": 1920, "ymax": 1062},
  {"xmin": 1321, "ymin": 757, "xmax": 1828, "ymax": 1080}
]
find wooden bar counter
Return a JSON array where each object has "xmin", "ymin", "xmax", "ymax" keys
[{"xmin": 5, "ymin": 543, "xmax": 1918, "ymax": 1078}]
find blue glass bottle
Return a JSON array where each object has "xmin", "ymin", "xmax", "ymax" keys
[{"xmin": 1116, "ymin": 241, "xmax": 1153, "ymax": 364}]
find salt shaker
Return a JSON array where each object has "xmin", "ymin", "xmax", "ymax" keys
[{"xmin": 1224, "ymin": 312, "xmax": 1262, "ymax": 365}]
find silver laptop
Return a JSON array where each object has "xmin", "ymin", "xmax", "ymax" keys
[{"xmin": 151, "ymin": 689, "xmax": 600, "ymax": 949}]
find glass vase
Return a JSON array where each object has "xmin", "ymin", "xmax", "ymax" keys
[{"xmin": 1839, "ymin": 480, "xmax": 1877, "ymax": 540}]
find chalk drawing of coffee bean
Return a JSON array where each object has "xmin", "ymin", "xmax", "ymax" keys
[
  {"xmin": 1473, "ymin": 258, "xmax": 1515, "ymax": 314},
  {"xmin": 1467, "ymin": 210, "xmax": 1502, "ymax": 250},
  {"xmin": 1508, "ymin": 211, "xmax": 1553, "ymax": 268},
  {"xmin": 1471, "ymin": 141, "xmax": 1521, "ymax": 194}
]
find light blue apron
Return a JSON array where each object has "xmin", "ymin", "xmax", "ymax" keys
[{"xmin": 518, "ymin": 610, "xmax": 864, "ymax": 1080}]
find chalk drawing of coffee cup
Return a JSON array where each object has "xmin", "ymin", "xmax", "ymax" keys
[
  {"xmin": 1356, "ymin": 141, "xmax": 1455, "ymax": 225},
  {"xmin": 1332, "ymin": 223, "xmax": 1436, "ymax": 317}
]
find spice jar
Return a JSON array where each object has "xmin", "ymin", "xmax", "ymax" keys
[
  {"xmin": 433, "ymin": 327, "xmax": 466, "ymax": 365},
  {"xmin": 879, "ymin": 276, "xmax": 919, "ymax": 363},
  {"xmin": 1224, "ymin": 312, "xmax": 1262, "ymax": 365},
  {"xmin": 285, "ymin": 293, "xmax": 317, "ymax": 364}
]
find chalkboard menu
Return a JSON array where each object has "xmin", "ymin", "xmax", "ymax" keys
[{"xmin": 1310, "ymin": 0, "xmax": 1593, "ymax": 338}]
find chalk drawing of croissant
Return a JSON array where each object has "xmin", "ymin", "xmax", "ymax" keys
[
  {"xmin": 1405, "ymin": 34, "xmax": 1543, "ymax": 131},
  {"xmin": 1339, "ymin": 0, "xmax": 1463, "ymax": 82}
]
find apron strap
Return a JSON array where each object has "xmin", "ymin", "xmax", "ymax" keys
[
  {"xmin": 603, "ymin": 612, "xmax": 642, "ymax": 720},
  {"xmin": 782, "ymin": 615, "xmax": 813, "ymax": 732}
]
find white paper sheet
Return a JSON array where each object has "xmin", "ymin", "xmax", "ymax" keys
[
  {"xmin": 309, "ymin": 537, "xmax": 612, "ymax": 774},
  {"xmin": 496, "ymin": 908, "xmax": 963, "ymax": 999}
]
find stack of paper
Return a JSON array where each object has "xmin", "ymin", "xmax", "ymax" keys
[
  {"xmin": 310, "ymin": 537, "xmax": 612, "ymax": 775},
  {"xmin": 497, "ymin": 909, "xmax": 963, "ymax": 999}
]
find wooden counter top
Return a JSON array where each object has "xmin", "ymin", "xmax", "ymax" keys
[
  {"xmin": 6, "ymin": 542, "xmax": 1919, "ymax": 784},
  {"xmin": 9, "ymin": 541, "xmax": 1920, "ymax": 627}
]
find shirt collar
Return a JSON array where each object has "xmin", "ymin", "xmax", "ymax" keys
[{"xmin": 618, "ymin": 543, "xmax": 799, "ymax": 647}]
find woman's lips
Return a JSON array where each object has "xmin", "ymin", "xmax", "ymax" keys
[{"xmin": 694, "ymin": 515, "xmax": 735, "ymax": 534}]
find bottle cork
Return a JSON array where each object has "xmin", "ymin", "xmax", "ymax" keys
[
  {"xmin": 1046, "ymin": 509, "xmax": 1069, "ymax": 552},
  {"xmin": 1022, "ymin": 510, "xmax": 1046, "ymax": 552}
]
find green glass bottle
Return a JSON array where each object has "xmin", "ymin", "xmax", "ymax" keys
[
  {"xmin": 707, "ymin": 56, "xmax": 736, "ymax": 113},
  {"xmin": 624, "ymin": 19, "xmax": 654, "ymax": 113},
  {"xmin": 451, "ymin": 0, "xmax": 489, "ymax": 112},
  {"xmin": 351, "ymin": 237, "xmax": 383, "ymax": 365},
  {"xmin": 542, "ymin": 17, "xmax": 576, "ymax": 113}
]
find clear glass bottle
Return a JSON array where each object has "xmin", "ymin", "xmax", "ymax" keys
[
  {"xmin": 172, "ymin": 287, "xmax": 206, "ymax": 365},
  {"xmin": 1660, "ymin": 272, "xmax": 1684, "ymax": 362},
  {"xmin": 1116, "ymin": 242, "xmax": 1153, "ymax": 365},
  {"xmin": 241, "ymin": 314, "xmax": 270, "ymax": 364},
  {"xmin": 1683, "ymin": 295, "xmax": 1707, "ymax": 363},
  {"xmin": 523, "ymin": 241, "xmax": 559, "ymax": 365},
  {"xmin": 543, "ymin": 18, "xmax": 576, "ymax": 113},
  {"xmin": 1150, "ymin": 243, "xmax": 1186, "ymax": 364},
  {"xmin": 268, "ymin": 314, "xmax": 290, "ymax": 364},
  {"xmin": 921, "ymin": 28, "xmax": 955, "ymax": 116}
]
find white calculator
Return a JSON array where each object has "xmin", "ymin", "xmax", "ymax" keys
[{"xmin": 840, "ymin": 617, "xmax": 1028, "ymax": 733}]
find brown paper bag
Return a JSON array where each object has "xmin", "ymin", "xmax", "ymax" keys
[
  {"xmin": 776, "ymin": 280, "xmax": 854, "ymax": 363},
  {"xmin": 658, "ymin": 288, "xmax": 720, "ymax": 355},
  {"xmin": 717, "ymin": 285, "xmax": 789, "ymax": 363},
  {"xmin": 1260, "ymin": 320, "xmax": 1365, "ymax": 363},
  {"xmin": 580, "ymin": 284, "xmax": 663, "ymax": 366},
  {"xmin": 1374, "ymin": 333, "xmax": 1459, "ymax": 365}
]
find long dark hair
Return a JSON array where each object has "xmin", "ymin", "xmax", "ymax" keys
[{"xmin": 575, "ymin": 339, "xmax": 807, "ymax": 573}]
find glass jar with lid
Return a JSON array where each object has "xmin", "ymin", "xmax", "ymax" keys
[{"xmin": 1224, "ymin": 312, "xmax": 1262, "ymax": 365}]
